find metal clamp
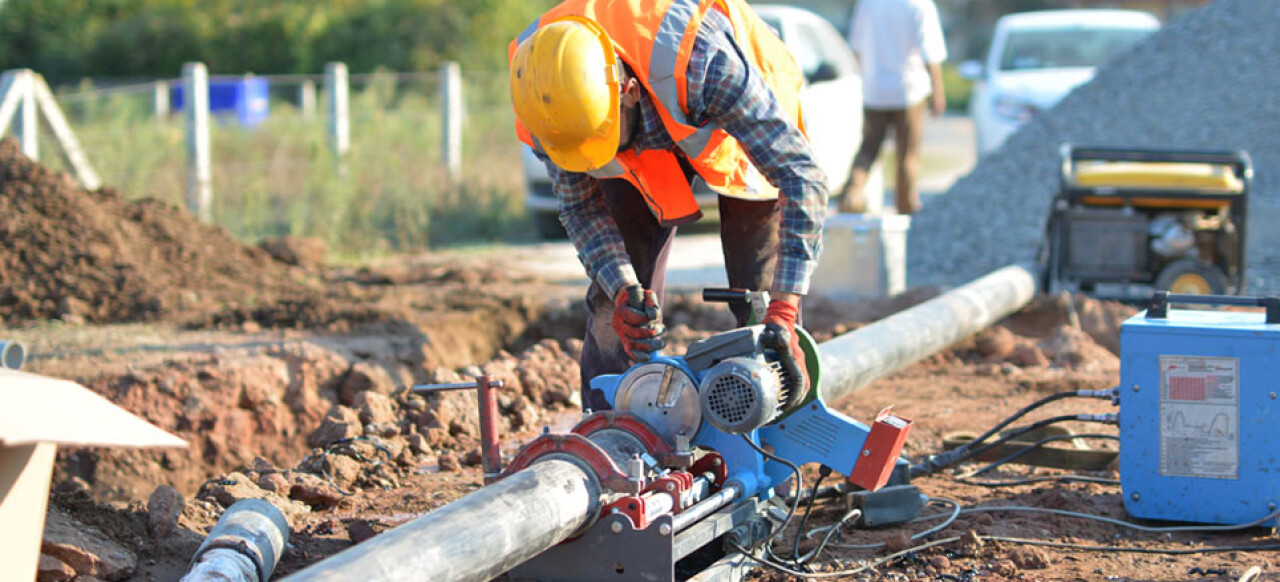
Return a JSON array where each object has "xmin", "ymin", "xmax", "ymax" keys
[
  {"xmin": 572, "ymin": 412, "xmax": 675, "ymax": 466},
  {"xmin": 499, "ymin": 432, "xmax": 642, "ymax": 495}
]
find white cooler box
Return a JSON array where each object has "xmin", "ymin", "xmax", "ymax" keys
[{"xmin": 810, "ymin": 213, "xmax": 910, "ymax": 300}]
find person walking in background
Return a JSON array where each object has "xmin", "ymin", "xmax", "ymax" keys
[{"xmin": 840, "ymin": 0, "xmax": 947, "ymax": 215}]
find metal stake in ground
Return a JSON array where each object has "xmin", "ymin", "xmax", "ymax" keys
[{"xmin": 413, "ymin": 375, "xmax": 504, "ymax": 482}]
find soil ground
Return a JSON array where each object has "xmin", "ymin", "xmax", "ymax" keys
[{"xmin": 5, "ymin": 140, "xmax": 1278, "ymax": 582}]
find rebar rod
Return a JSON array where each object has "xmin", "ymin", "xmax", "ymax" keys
[{"xmin": 673, "ymin": 483, "xmax": 743, "ymax": 532}]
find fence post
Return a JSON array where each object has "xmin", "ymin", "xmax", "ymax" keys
[
  {"xmin": 183, "ymin": 62, "xmax": 212, "ymax": 223},
  {"xmin": 0, "ymin": 70, "xmax": 30, "ymax": 140},
  {"xmin": 325, "ymin": 62, "xmax": 349, "ymax": 172},
  {"xmin": 154, "ymin": 81, "xmax": 170, "ymax": 122},
  {"xmin": 299, "ymin": 79, "xmax": 316, "ymax": 120},
  {"xmin": 14, "ymin": 69, "xmax": 38, "ymax": 160},
  {"xmin": 440, "ymin": 61, "xmax": 463, "ymax": 181},
  {"xmin": 31, "ymin": 74, "xmax": 101, "ymax": 190}
]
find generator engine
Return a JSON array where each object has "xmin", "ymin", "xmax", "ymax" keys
[{"xmin": 1043, "ymin": 146, "xmax": 1251, "ymax": 299}]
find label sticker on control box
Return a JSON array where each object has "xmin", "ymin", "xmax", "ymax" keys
[{"xmin": 1158, "ymin": 355, "xmax": 1238, "ymax": 479}]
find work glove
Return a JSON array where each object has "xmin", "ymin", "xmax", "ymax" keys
[
  {"xmin": 762, "ymin": 299, "xmax": 809, "ymax": 410},
  {"xmin": 612, "ymin": 285, "xmax": 666, "ymax": 362}
]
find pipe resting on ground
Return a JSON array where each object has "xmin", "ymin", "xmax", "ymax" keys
[
  {"xmin": 280, "ymin": 263, "xmax": 1041, "ymax": 582},
  {"xmin": 181, "ymin": 499, "xmax": 290, "ymax": 582}
]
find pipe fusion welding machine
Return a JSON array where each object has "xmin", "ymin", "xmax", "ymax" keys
[
  {"xmin": 501, "ymin": 290, "xmax": 918, "ymax": 581},
  {"xmin": 1120, "ymin": 292, "xmax": 1280, "ymax": 525}
]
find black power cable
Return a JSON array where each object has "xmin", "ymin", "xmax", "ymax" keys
[
  {"xmin": 912, "ymin": 392, "xmax": 1117, "ymax": 479},
  {"xmin": 956, "ymin": 432, "xmax": 1120, "ymax": 487},
  {"xmin": 791, "ymin": 465, "xmax": 832, "ymax": 564},
  {"xmin": 910, "ymin": 390, "xmax": 1084, "ymax": 478},
  {"xmin": 740, "ymin": 434, "xmax": 804, "ymax": 554}
]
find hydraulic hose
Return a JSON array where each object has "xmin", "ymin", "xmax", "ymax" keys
[{"xmin": 912, "ymin": 412, "xmax": 1118, "ymax": 478}]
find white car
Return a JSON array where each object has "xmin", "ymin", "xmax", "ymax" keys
[
  {"xmin": 961, "ymin": 10, "xmax": 1159, "ymax": 155},
  {"xmin": 524, "ymin": 4, "xmax": 862, "ymax": 239}
]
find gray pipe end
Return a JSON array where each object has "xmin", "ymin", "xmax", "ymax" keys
[
  {"xmin": 0, "ymin": 341, "xmax": 26, "ymax": 370},
  {"xmin": 193, "ymin": 498, "xmax": 291, "ymax": 582}
]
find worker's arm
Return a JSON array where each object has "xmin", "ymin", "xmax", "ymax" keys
[
  {"xmin": 546, "ymin": 161, "xmax": 638, "ymax": 300},
  {"xmin": 927, "ymin": 62, "xmax": 946, "ymax": 117},
  {"xmin": 687, "ymin": 10, "xmax": 828, "ymax": 298},
  {"xmin": 920, "ymin": 0, "xmax": 948, "ymax": 117}
]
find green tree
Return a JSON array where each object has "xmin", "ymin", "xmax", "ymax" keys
[{"xmin": 0, "ymin": 0, "xmax": 556, "ymax": 81}]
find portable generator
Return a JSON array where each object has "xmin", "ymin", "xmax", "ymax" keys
[
  {"xmin": 1042, "ymin": 146, "xmax": 1252, "ymax": 301},
  {"xmin": 1119, "ymin": 292, "xmax": 1280, "ymax": 525}
]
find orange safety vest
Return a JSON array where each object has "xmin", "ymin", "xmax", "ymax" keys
[{"xmin": 511, "ymin": 0, "xmax": 806, "ymax": 227}]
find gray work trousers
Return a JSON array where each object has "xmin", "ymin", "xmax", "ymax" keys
[{"xmin": 578, "ymin": 179, "xmax": 781, "ymax": 411}]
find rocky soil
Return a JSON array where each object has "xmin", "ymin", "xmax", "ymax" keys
[{"xmin": 4, "ymin": 116, "xmax": 1278, "ymax": 580}]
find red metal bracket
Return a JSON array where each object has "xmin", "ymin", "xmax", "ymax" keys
[
  {"xmin": 690, "ymin": 452, "xmax": 727, "ymax": 488},
  {"xmin": 648, "ymin": 473, "xmax": 690, "ymax": 514},
  {"xmin": 414, "ymin": 375, "xmax": 504, "ymax": 484},
  {"xmin": 498, "ymin": 432, "xmax": 641, "ymax": 495},
  {"xmin": 603, "ymin": 495, "xmax": 649, "ymax": 529},
  {"xmin": 572, "ymin": 412, "xmax": 673, "ymax": 457}
]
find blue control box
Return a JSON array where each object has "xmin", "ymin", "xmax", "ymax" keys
[{"xmin": 1119, "ymin": 299, "xmax": 1280, "ymax": 525}]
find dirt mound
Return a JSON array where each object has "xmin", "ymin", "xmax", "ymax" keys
[
  {"xmin": 0, "ymin": 138, "xmax": 316, "ymax": 325},
  {"xmin": 54, "ymin": 333, "xmax": 583, "ymax": 503}
]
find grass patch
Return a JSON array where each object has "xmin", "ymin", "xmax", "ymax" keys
[
  {"xmin": 42, "ymin": 70, "xmax": 532, "ymax": 258},
  {"xmin": 942, "ymin": 62, "xmax": 973, "ymax": 113}
]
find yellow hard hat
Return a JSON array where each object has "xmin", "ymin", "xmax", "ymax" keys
[{"xmin": 510, "ymin": 17, "xmax": 621, "ymax": 173}]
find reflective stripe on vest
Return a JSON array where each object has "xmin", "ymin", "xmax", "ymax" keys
[
  {"xmin": 648, "ymin": 0, "xmax": 716, "ymax": 159},
  {"xmin": 511, "ymin": 0, "xmax": 804, "ymax": 222}
]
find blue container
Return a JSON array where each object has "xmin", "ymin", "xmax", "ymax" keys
[
  {"xmin": 171, "ymin": 76, "xmax": 270, "ymax": 127},
  {"xmin": 1119, "ymin": 299, "xmax": 1280, "ymax": 525}
]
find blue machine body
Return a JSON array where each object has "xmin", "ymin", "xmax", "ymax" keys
[
  {"xmin": 592, "ymin": 354, "xmax": 875, "ymax": 499},
  {"xmin": 1119, "ymin": 307, "xmax": 1280, "ymax": 525}
]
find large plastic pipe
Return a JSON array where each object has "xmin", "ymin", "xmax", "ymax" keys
[
  {"xmin": 280, "ymin": 459, "xmax": 598, "ymax": 582},
  {"xmin": 284, "ymin": 264, "xmax": 1037, "ymax": 581},
  {"xmin": 0, "ymin": 340, "xmax": 26, "ymax": 370},
  {"xmin": 818, "ymin": 263, "xmax": 1038, "ymax": 404},
  {"xmin": 181, "ymin": 499, "xmax": 290, "ymax": 582}
]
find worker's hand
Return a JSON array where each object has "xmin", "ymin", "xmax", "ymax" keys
[
  {"xmin": 612, "ymin": 285, "xmax": 666, "ymax": 362},
  {"xmin": 762, "ymin": 298, "xmax": 809, "ymax": 409}
]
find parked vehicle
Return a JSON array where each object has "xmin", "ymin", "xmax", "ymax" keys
[
  {"xmin": 523, "ymin": 4, "xmax": 862, "ymax": 239},
  {"xmin": 961, "ymin": 10, "xmax": 1159, "ymax": 156}
]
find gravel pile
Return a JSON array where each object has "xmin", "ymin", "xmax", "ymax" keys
[{"xmin": 908, "ymin": 0, "xmax": 1280, "ymax": 293}]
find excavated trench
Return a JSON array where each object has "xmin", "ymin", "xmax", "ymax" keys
[{"xmin": 17, "ymin": 136, "xmax": 1264, "ymax": 581}]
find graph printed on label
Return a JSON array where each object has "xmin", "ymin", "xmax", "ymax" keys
[{"xmin": 1158, "ymin": 355, "xmax": 1239, "ymax": 479}]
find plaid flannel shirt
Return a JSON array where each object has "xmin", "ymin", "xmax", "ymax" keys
[{"xmin": 545, "ymin": 9, "xmax": 828, "ymax": 301}]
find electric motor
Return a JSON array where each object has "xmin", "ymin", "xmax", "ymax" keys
[{"xmin": 699, "ymin": 356, "xmax": 787, "ymax": 434}]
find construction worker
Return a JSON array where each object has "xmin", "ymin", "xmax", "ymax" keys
[
  {"xmin": 509, "ymin": 0, "xmax": 828, "ymax": 412},
  {"xmin": 839, "ymin": 0, "xmax": 948, "ymax": 215}
]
